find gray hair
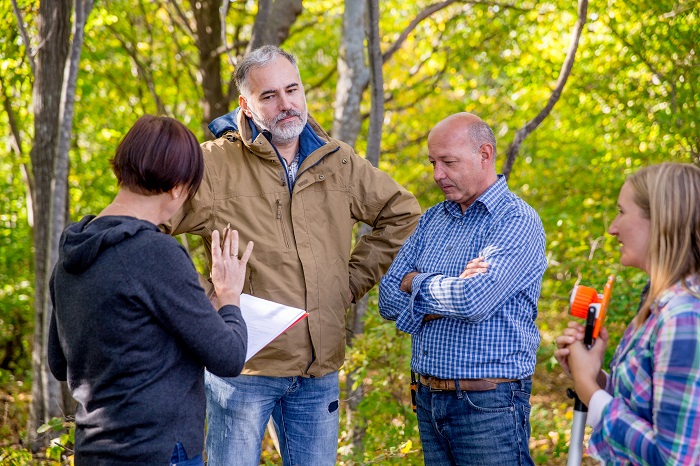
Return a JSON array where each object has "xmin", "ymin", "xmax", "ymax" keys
[
  {"xmin": 235, "ymin": 45, "xmax": 300, "ymax": 97},
  {"xmin": 467, "ymin": 120, "xmax": 497, "ymax": 160}
]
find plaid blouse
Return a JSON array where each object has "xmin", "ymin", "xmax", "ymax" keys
[{"xmin": 588, "ymin": 275, "xmax": 700, "ymax": 465}]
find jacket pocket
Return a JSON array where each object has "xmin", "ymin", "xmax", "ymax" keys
[{"xmin": 276, "ymin": 199, "xmax": 291, "ymax": 249}]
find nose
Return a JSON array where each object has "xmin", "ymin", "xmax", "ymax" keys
[
  {"xmin": 608, "ymin": 216, "xmax": 619, "ymax": 236},
  {"xmin": 278, "ymin": 93, "xmax": 292, "ymax": 111},
  {"xmin": 433, "ymin": 164, "xmax": 446, "ymax": 181}
]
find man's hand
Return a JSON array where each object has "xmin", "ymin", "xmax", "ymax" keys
[
  {"xmin": 459, "ymin": 256, "xmax": 488, "ymax": 278},
  {"xmin": 400, "ymin": 271, "xmax": 419, "ymax": 293}
]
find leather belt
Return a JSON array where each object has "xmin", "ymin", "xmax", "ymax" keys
[{"xmin": 419, "ymin": 375, "xmax": 518, "ymax": 392}]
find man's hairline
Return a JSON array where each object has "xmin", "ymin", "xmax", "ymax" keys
[
  {"xmin": 239, "ymin": 54, "xmax": 302, "ymax": 99},
  {"xmin": 427, "ymin": 122, "xmax": 497, "ymax": 163}
]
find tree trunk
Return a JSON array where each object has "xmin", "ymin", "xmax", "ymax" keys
[
  {"xmin": 333, "ymin": 0, "xmax": 368, "ymax": 455},
  {"xmin": 246, "ymin": 0, "xmax": 304, "ymax": 54},
  {"xmin": 332, "ymin": 0, "xmax": 368, "ymax": 147},
  {"xmin": 336, "ymin": 0, "xmax": 386, "ymax": 457},
  {"xmin": 225, "ymin": 0, "xmax": 303, "ymax": 104},
  {"xmin": 27, "ymin": 0, "xmax": 93, "ymax": 449},
  {"xmin": 27, "ymin": 0, "xmax": 72, "ymax": 450},
  {"xmin": 365, "ymin": 0, "xmax": 384, "ymax": 169},
  {"xmin": 192, "ymin": 0, "xmax": 226, "ymax": 138}
]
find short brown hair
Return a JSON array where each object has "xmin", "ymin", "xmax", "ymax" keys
[{"xmin": 111, "ymin": 115, "xmax": 203, "ymax": 198}]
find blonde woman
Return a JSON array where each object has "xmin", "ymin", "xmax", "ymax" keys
[{"xmin": 555, "ymin": 163, "xmax": 700, "ymax": 464}]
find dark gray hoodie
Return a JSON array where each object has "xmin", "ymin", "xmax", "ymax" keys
[{"xmin": 48, "ymin": 215, "xmax": 247, "ymax": 465}]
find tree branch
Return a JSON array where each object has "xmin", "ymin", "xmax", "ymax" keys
[
  {"xmin": 10, "ymin": 0, "xmax": 36, "ymax": 74},
  {"xmin": 381, "ymin": 0, "xmax": 529, "ymax": 64},
  {"xmin": 105, "ymin": 23, "xmax": 167, "ymax": 115},
  {"xmin": 167, "ymin": 0, "xmax": 195, "ymax": 37},
  {"xmin": 502, "ymin": 0, "xmax": 588, "ymax": 179},
  {"xmin": 306, "ymin": 65, "xmax": 337, "ymax": 93},
  {"xmin": 0, "ymin": 80, "xmax": 23, "ymax": 156}
]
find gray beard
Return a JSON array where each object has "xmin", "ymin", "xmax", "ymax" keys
[{"xmin": 250, "ymin": 109, "xmax": 307, "ymax": 146}]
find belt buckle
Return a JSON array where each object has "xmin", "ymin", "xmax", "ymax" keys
[{"xmin": 427, "ymin": 378, "xmax": 446, "ymax": 392}]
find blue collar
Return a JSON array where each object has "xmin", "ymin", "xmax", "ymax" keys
[{"xmin": 443, "ymin": 175, "xmax": 508, "ymax": 217}]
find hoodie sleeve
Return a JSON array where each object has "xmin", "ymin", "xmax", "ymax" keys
[
  {"xmin": 125, "ymin": 233, "xmax": 247, "ymax": 377},
  {"xmin": 47, "ymin": 268, "xmax": 67, "ymax": 381}
]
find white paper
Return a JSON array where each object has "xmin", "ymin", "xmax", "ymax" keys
[{"xmin": 239, "ymin": 293, "xmax": 308, "ymax": 362}]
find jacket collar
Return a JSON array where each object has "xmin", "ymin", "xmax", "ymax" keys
[
  {"xmin": 443, "ymin": 174, "xmax": 509, "ymax": 217},
  {"xmin": 208, "ymin": 107, "xmax": 332, "ymax": 163}
]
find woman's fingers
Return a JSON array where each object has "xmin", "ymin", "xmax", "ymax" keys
[
  {"xmin": 229, "ymin": 229, "xmax": 239, "ymax": 257},
  {"xmin": 211, "ymin": 229, "xmax": 221, "ymax": 261},
  {"xmin": 555, "ymin": 334, "xmax": 575, "ymax": 348},
  {"xmin": 567, "ymin": 321, "xmax": 585, "ymax": 331},
  {"xmin": 221, "ymin": 225, "xmax": 231, "ymax": 258},
  {"xmin": 239, "ymin": 241, "xmax": 254, "ymax": 265}
]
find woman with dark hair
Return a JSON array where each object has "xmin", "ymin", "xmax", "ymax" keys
[
  {"xmin": 555, "ymin": 163, "xmax": 700, "ymax": 465},
  {"xmin": 48, "ymin": 115, "xmax": 253, "ymax": 465}
]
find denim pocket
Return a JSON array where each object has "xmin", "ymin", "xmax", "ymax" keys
[{"xmin": 461, "ymin": 386, "xmax": 514, "ymax": 412}]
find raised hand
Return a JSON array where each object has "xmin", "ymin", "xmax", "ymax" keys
[{"xmin": 211, "ymin": 226, "xmax": 254, "ymax": 308}]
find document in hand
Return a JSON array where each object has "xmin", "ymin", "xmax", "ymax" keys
[{"xmin": 239, "ymin": 294, "xmax": 309, "ymax": 362}]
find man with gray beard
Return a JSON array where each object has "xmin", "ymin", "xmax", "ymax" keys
[{"xmin": 165, "ymin": 45, "xmax": 421, "ymax": 465}]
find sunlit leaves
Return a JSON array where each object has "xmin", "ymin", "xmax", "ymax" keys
[{"xmin": 0, "ymin": 0, "xmax": 698, "ymax": 462}]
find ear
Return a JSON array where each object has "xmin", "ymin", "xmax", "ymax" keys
[
  {"xmin": 480, "ymin": 143, "xmax": 494, "ymax": 166},
  {"xmin": 171, "ymin": 185, "xmax": 186, "ymax": 200},
  {"xmin": 239, "ymin": 95, "xmax": 252, "ymax": 118}
]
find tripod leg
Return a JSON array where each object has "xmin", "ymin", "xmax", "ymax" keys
[{"xmin": 566, "ymin": 409, "xmax": 587, "ymax": 466}]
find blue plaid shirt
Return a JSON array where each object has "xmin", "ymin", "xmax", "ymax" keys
[{"xmin": 378, "ymin": 176, "xmax": 547, "ymax": 379}]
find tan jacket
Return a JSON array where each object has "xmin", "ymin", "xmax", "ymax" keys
[{"xmin": 167, "ymin": 110, "xmax": 421, "ymax": 377}]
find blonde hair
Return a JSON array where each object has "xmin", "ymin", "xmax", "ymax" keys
[{"xmin": 628, "ymin": 163, "xmax": 700, "ymax": 325}]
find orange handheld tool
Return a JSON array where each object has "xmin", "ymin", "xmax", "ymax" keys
[{"xmin": 569, "ymin": 275, "xmax": 615, "ymax": 347}]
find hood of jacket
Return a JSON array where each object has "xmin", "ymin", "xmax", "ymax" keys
[
  {"xmin": 208, "ymin": 107, "xmax": 243, "ymax": 138},
  {"xmin": 60, "ymin": 215, "xmax": 159, "ymax": 274}
]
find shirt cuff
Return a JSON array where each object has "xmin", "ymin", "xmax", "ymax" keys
[
  {"xmin": 395, "ymin": 273, "xmax": 435, "ymax": 334},
  {"xmin": 586, "ymin": 389, "xmax": 613, "ymax": 428}
]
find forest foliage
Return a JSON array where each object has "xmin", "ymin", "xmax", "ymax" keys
[{"xmin": 0, "ymin": 0, "xmax": 698, "ymax": 464}]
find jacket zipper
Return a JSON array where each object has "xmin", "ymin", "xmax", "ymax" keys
[{"xmin": 276, "ymin": 199, "xmax": 291, "ymax": 248}]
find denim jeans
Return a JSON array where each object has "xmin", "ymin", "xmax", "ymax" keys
[
  {"xmin": 204, "ymin": 370, "xmax": 340, "ymax": 466},
  {"xmin": 416, "ymin": 378, "xmax": 534, "ymax": 466}
]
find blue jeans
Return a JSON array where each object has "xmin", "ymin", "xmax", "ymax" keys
[
  {"xmin": 416, "ymin": 378, "xmax": 534, "ymax": 466},
  {"xmin": 204, "ymin": 370, "xmax": 340, "ymax": 466}
]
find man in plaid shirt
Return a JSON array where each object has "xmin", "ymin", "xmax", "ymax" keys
[{"xmin": 379, "ymin": 113, "xmax": 546, "ymax": 466}]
